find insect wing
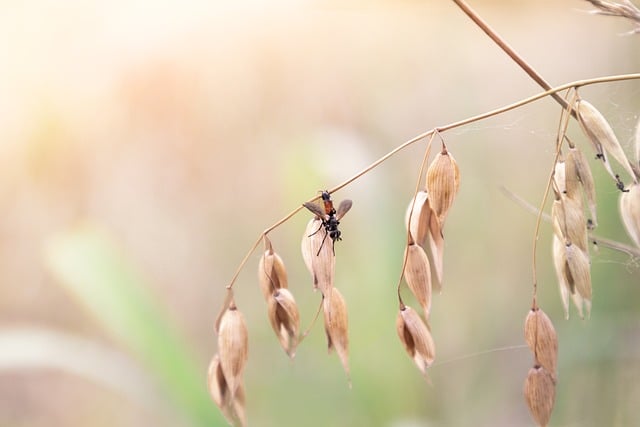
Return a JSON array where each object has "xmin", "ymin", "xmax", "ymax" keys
[
  {"xmin": 336, "ymin": 199, "xmax": 352, "ymax": 220},
  {"xmin": 303, "ymin": 201, "xmax": 328, "ymax": 220}
]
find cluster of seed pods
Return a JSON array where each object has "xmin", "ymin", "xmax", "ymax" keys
[{"xmin": 397, "ymin": 144, "xmax": 460, "ymax": 378}]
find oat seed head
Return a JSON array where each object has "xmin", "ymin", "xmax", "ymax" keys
[
  {"xmin": 425, "ymin": 146, "xmax": 461, "ymax": 225},
  {"xmin": 396, "ymin": 305, "xmax": 435, "ymax": 377},
  {"xmin": 404, "ymin": 243, "xmax": 433, "ymax": 319},
  {"xmin": 524, "ymin": 308, "xmax": 559, "ymax": 378},
  {"xmin": 207, "ymin": 354, "xmax": 247, "ymax": 427},
  {"xmin": 553, "ymin": 159, "xmax": 566, "ymax": 195},
  {"xmin": 552, "ymin": 235, "xmax": 571, "ymax": 319},
  {"xmin": 405, "ymin": 191, "xmax": 430, "ymax": 247},
  {"xmin": 405, "ymin": 193, "xmax": 444, "ymax": 291},
  {"xmin": 566, "ymin": 146, "xmax": 598, "ymax": 228},
  {"xmin": 217, "ymin": 306, "xmax": 249, "ymax": 399},
  {"xmin": 268, "ymin": 288, "xmax": 301, "ymax": 358},
  {"xmin": 524, "ymin": 365, "xmax": 556, "ymax": 427},
  {"xmin": 551, "ymin": 194, "xmax": 588, "ymax": 252},
  {"xmin": 620, "ymin": 183, "xmax": 640, "ymax": 247},
  {"xmin": 322, "ymin": 287, "xmax": 350, "ymax": 382},
  {"xmin": 577, "ymin": 98, "xmax": 637, "ymax": 183},
  {"xmin": 301, "ymin": 218, "xmax": 336, "ymax": 295},
  {"xmin": 564, "ymin": 242, "xmax": 593, "ymax": 318},
  {"xmin": 258, "ymin": 249, "xmax": 289, "ymax": 301}
]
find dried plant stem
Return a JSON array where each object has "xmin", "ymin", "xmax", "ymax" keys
[
  {"xmin": 530, "ymin": 92, "xmax": 578, "ymax": 307},
  {"xmin": 397, "ymin": 133, "xmax": 436, "ymax": 306},
  {"xmin": 299, "ymin": 298, "xmax": 324, "ymax": 342},
  {"xmin": 452, "ymin": 0, "xmax": 572, "ymax": 115},
  {"xmin": 224, "ymin": 74, "xmax": 640, "ymax": 291}
]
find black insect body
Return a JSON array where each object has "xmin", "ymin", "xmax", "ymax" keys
[{"xmin": 303, "ymin": 191, "xmax": 352, "ymax": 255}]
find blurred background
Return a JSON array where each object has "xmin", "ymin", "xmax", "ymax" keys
[{"xmin": 1, "ymin": 0, "xmax": 639, "ymax": 426}]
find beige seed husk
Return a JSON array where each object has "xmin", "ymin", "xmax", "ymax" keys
[
  {"xmin": 396, "ymin": 305, "xmax": 435, "ymax": 377},
  {"xmin": 551, "ymin": 194, "xmax": 588, "ymax": 252},
  {"xmin": 301, "ymin": 218, "xmax": 335, "ymax": 296},
  {"xmin": 524, "ymin": 365, "xmax": 556, "ymax": 427},
  {"xmin": 323, "ymin": 287, "xmax": 350, "ymax": 382},
  {"xmin": 217, "ymin": 305, "xmax": 249, "ymax": 398},
  {"xmin": 258, "ymin": 248, "xmax": 289, "ymax": 301},
  {"xmin": 635, "ymin": 116, "xmax": 640, "ymax": 170},
  {"xmin": 405, "ymin": 191, "xmax": 430, "ymax": 247},
  {"xmin": 405, "ymin": 193, "xmax": 444, "ymax": 290},
  {"xmin": 565, "ymin": 242, "xmax": 592, "ymax": 318},
  {"xmin": 207, "ymin": 355, "xmax": 247, "ymax": 427},
  {"xmin": 267, "ymin": 288, "xmax": 300, "ymax": 358},
  {"xmin": 426, "ymin": 205, "xmax": 445, "ymax": 293},
  {"xmin": 524, "ymin": 308, "xmax": 558, "ymax": 378},
  {"xmin": 552, "ymin": 235, "xmax": 571, "ymax": 319},
  {"xmin": 566, "ymin": 146, "xmax": 598, "ymax": 228},
  {"xmin": 553, "ymin": 160, "xmax": 566, "ymax": 195},
  {"xmin": 577, "ymin": 99, "xmax": 637, "ymax": 182},
  {"xmin": 426, "ymin": 146, "xmax": 460, "ymax": 225},
  {"xmin": 404, "ymin": 243, "xmax": 433, "ymax": 319},
  {"xmin": 620, "ymin": 183, "xmax": 640, "ymax": 248}
]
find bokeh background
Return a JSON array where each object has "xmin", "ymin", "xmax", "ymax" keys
[{"xmin": 1, "ymin": 0, "xmax": 639, "ymax": 426}]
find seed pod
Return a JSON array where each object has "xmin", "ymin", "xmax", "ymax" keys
[
  {"xmin": 577, "ymin": 99, "xmax": 636, "ymax": 182},
  {"xmin": 323, "ymin": 287, "xmax": 350, "ymax": 382},
  {"xmin": 405, "ymin": 191, "xmax": 430, "ymax": 247},
  {"xmin": 524, "ymin": 365, "xmax": 556, "ymax": 427},
  {"xmin": 207, "ymin": 355, "xmax": 247, "ymax": 427},
  {"xmin": 551, "ymin": 194, "xmax": 588, "ymax": 252},
  {"xmin": 565, "ymin": 242, "xmax": 592, "ymax": 318},
  {"xmin": 635, "ymin": 116, "xmax": 640, "ymax": 171},
  {"xmin": 553, "ymin": 159, "xmax": 566, "ymax": 195},
  {"xmin": 404, "ymin": 243, "xmax": 432, "ymax": 319},
  {"xmin": 301, "ymin": 218, "xmax": 335, "ymax": 296},
  {"xmin": 426, "ymin": 145, "xmax": 460, "ymax": 225},
  {"xmin": 552, "ymin": 235, "xmax": 571, "ymax": 319},
  {"xmin": 258, "ymin": 241, "xmax": 289, "ymax": 300},
  {"xmin": 524, "ymin": 308, "xmax": 558, "ymax": 378},
  {"xmin": 267, "ymin": 288, "xmax": 300, "ymax": 358},
  {"xmin": 620, "ymin": 183, "xmax": 640, "ymax": 248},
  {"xmin": 396, "ymin": 305, "xmax": 435, "ymax": 377},
  {"xmin": 217, "ymin": 303, "xmax": 249, "ymax": 398},
  {"xmin": 405, "ymin": 193, "xmax": 444, "ymax": 291},
  {"xmin": 566, "ymin": 146, "xmax": 597, "ymax": 228}
]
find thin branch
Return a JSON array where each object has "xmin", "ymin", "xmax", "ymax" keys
[
  {"xmin": 451, "ymin": 0, "xmax": 572, "ymax": 114},
  {"xmin": 224, "ymin": 73, "xmax": 640, "ymax": 290}
]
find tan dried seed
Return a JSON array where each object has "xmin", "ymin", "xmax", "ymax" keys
[
  {"xmin": 552, "ymin": 235, "xmax": 571, "ymax": 319},
  {"xmin": 524, "ymin": 308, "xmax": 558, "ymax": 378},
  {"xmin": 565, "ymin": 242, "xmax": 592, "ymax": 318},
  {"xmin": 426, "ymin": 146, "xmax": 460, "ymax": 225},
  {"xmin": 577, "ymin": 99, "xmax": 637, "ymax": 182},
  {"xmin": 405, "ymin": 191, "xmax": 430, "ymax": 247},
  {"xmin": 258, "ymin": 248, "xmax": 289, "ymax": 300},
  {"xmin": 217, "ymin": 304, "xmax": 249, "ymax": 398},
  {"xmin": 566, "ymin": 146, "xmax": 598, "ymax": 228},
  {"xmin": 301, "ymin": 218, "xmax": 335, "ymax": 296},
  {"xmin": 207, "ymin": 355, "xmax": 247, "ymax": 427},
  {"xmin": 551, "ymin": 194, "xmax": 588, "ymax": 252},
  {"xmin": 396, "ymin": 305, "xmax": 435, "ymax": 377},
  {"xmin": 404, "ymin": 243, "xmax": 432, "ymax": 319},
  {"xmin": 323, "ymin": 287, "xmax": 350, "ymax": 382},
  {"xmin": 620, "ymin": 183, "xmax": 640, "ymax": 248},
  {"xmin": 268, "ymin": 288, "xmax": 300, "ymax": 358},
  {"xmin": 523, "ymin": 365, "xmax": 556, "ymax": 427}
]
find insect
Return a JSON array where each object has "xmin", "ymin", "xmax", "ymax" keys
[{"xmin": 303, "ymin": 190, "xmax": 352, "ymax": 255}]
